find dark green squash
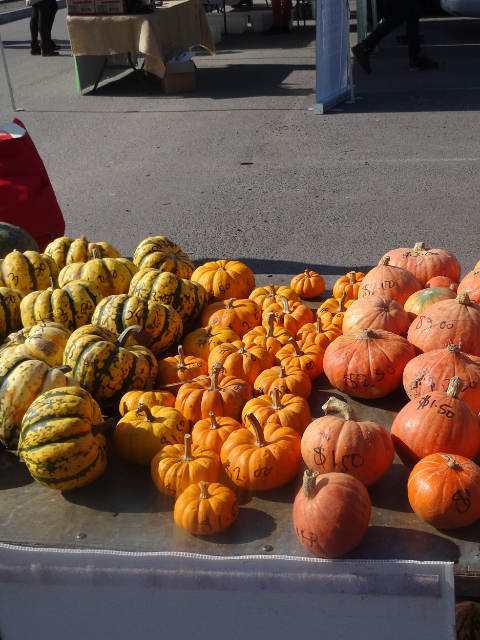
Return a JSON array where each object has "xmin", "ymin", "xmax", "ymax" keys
[{"xmin": 0, "ymin": 223, "xmax": 39, "ymax": 258}]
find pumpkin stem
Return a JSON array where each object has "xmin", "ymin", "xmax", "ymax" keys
[
  {"xmin": 380, "ymin": 256, "xmax": 390, "ymax": 266},
  {"xmin": 204, "ymin": 325, "xmax": 213, "ymax": 340},
  {"xmin": 447, "ymin": 344, "xmax": 461, "ymax": 354},
  {"xmin": 322, "ymin": 396, "xmax": 357, "ymax": 421},
  {"xmin": 446, "ymin": 376, "xmax": 464, "ymax": 399},
  {"xmin": 441, "ymin": 454, "xmax": 463, "ymax": 470},
  {"xmin": 50, "ymin": 277, "xmax": 60, "ymax": 290},
  {"xmin": 91, "ymin": 247, "xmax": 100, "ymax": 260},
  {"xmin": 271, "ymin": 387, "xmax": 284, "ymax": 410},
  {"xmin": 81, "ymin": 235, "xmax": 88, "ymax": 242},
  {"xmin": 210, "ymin": 363, "xmax": 222, "ymax": 390},
  {"xmin": 208, "ymin": 411, "xmax": 221, "ymax": 430},
  {"xmin": 115, "ymin": 325, "xmax": 142, "ymax": 347},
  {"xmin": 474, "ymin": 269, "xmax": 480, "ymax": 276},
  {"xmin": 355, "ymin": 328, "xmax": 376, "ymax": 340},
  {"xmin": 288, "ymin": 337, "xmax": 304, "ymax": 357},
  {"xmin": 136, "ymin": 403, "xmax": 154, "ymax": 422},
  {"xmin": 304, "ymin": 269, "xmax": 310, "ymax": 277},
  {"xmin": 145, "ymin": 376, "xmax": 153, "ymax": 391},
  {"xmin": 413, "ymin": 242, "xmax": 426, "ymax": 251},
  {"xmin": 246, "ymin": 413, "xmax": 265, "ymax": 447},
  {"xmin": 456, "ymin": 292, "xmax": 471, "ymax": 306},
  {"xmin": 225, "ymin": 298, "xmax": 236, "ymax": 309},
  {"xmin": 182, "ymin": 433, "xmax": 194, "ymax": 461},
  {"xmin": 348, "ymin": 271, "xmax": 356, "ymax": 284},
  {"xmin": 54, "ymin": 365, "xmax": 72, "ymax": 373},
  {"xmin": 337, "ymin": 289, "xmax": 348, "ymax": 312},
  {"xmin": 303, "ymin": 469, "xmax": 320, "ymax": 500},
  {"xmin": 266, "ymin": 312, "xmax": 276, "ymax": 338},
  {"xmin": 279, "ymin": 364, "xmax": 287, "ymax": 379},
  {"xmin": 315, "ymin": 317, "xmax": 323, "ymax": 334},
  {"xmin": 449, "ymin": 284, "xmax": 456, "ymax": 291},
  {"xmin": 177, "ymin": 345, "xmax": 187, "ymax": 370},
  {"xmin": 280, "ymin": 296, "xmax": 291, "ymax": 315},
  {"xmin": 199, "ymin": 481, "xmax": 209, "ymax": 500},
  {"xmin": 91, "ymin": 417, "xmax": 116, "ymax": 437}
]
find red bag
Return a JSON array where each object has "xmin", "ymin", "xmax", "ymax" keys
[{"xmin": 0, "ymin": 119, "xmax": 65, "ymax": 252}]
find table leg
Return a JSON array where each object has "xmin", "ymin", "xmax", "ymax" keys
[
  {"xmin": 128, "ymin": 52, "xmax": 152, "ymax": 95},
  {"xmin": 92, "ymin": 55, "xmax": 109, "ymax": 94}
]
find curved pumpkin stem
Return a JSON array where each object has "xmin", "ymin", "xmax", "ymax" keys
[
  {"xmin": 50, "ymin": 276, "xmax": 60, "ymax": 290},
  {"xmin": 280, "ymin": 296, "xmax": 291, "ymax": 315},
  {"xmin": 288, "ymin": 337, "xmax": 304, "ymax": 357},
  {"xmin": 136, "ymin": 403, "xmax": 154, "ymax": 422},
  {"xmin": 441, "ymin": 454, "xmax": 463, "ymax": 470},
  {"xmin": 348, "ymin": 271, "xmax": 356, "ymax": 284},
  {"xmin": 337, "ymin": 289, "xmax": 348, "ymax": 312},
  {"xmin": 54, "ymin": 365, "xmax": 72, "ymax": 373},
  {"xmin": 447, "ymin": 344, "xmax": 461, "ymax": 354},
  {"xmin": 203, "ymin": 325, "xmax": 213, "ymax": 341},
  {"xmin": 210, "ymin": 363, "xmax": 222, "ymax": 390},
  {"xmin": 209, "ymin": 411, "xmax": 221, "ymax": 430},
  {"xmin": 266, "ymin": 312, "xmax": 276, "ymax": 338},
  {"xmin": 271, "ymin": 387, "xmax": 284, "ymax": 410},
  {"xmin": 278, "ymin": 364, "xmax": 287, "ymax": 379},
  {"xmin": 303, "ymin": 469, "xmax": 320, "ymax": 500},
  {"xmin": 322, "ymin": 397, "xmax": 357, "ymax": 421},
  {"xmin": 413, "ymin": 242, "xmax": 426, "ymax": 252},
  {"xmin": 457, "ymin": 292, "xmax": 471, "ymax": 306},
  {"xmin": 115, "ymin": 325, "xmax": 143, "ymax": 347},
  {"xmin": 182, "ymin": 433, "xmax": 194, "ymax": 461},
  {"xmin": 225, "ymin": 298, "xmax": 236, "ymax": 309},
  {"xmin": 177, "ymin": 345, "xmax": 187, "ymax": 371},
  {"xmin": 355, "ymin": 328, "xmax": 376, "ymax": 340},
  {"xmin": 199, "ymin": 481, "xmax": 209, "ymax": 500},
  {"xmin": 380, "ymin": 256, "xmax": 390, "ymax": 266},
  {"xmin": 446, "ymin": 376, "xmax": 464, "ymax": 399},
  {"xmin": 246, "ymin": 413, "xmax": 265, "ymax": 448},
  {"xmin": 91, "ymin": 417, "xmax": 116, "ymax": 437},
  {"xmin": 91, "ymin": 247, "xmax": 100, "ymax": 260}
]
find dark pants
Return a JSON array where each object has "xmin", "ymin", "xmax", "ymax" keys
[
  {"xmin": 30, "ymin": 0, "xmax": 56, "ymax": 44},
  {"xmin": 363, "ymin": 0, "xmax": 421, "ymax": 56}
]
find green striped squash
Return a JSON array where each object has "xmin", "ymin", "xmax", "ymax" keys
[
  {"xmin": 18, "ymin": 386, "xmax": 108, "ymax": 491},
  {"xmin": 45, "ymin": 236, "xmax": 121, "ymax": 270},
  {"xmin": 0, "ymin": 353, "xmax": 79, "ymax": 449},
  {"xmin": 133, "ymin": 236, "xmax": 194, "ymax": 279},
  {"xmin": 128, "ymin": 269, "xmax": 207, "ymax": 326},
  {"xmin": 91, "ymin": 294, "xmax": 182, "ymax": 358},
  {"xmin": 20, "ymin": 278, "xmax": 103, "ymax": 331},
  {"xmin": 58, "ymin": 256, "xmax": 138, "ymax": 298},
  {"xmin": 63, "ymin": 324, "xmax": 158, "ymax": 405},
  {"xmin": 0, "ymin": 287, "xmax": 23, "ymax": 341}
]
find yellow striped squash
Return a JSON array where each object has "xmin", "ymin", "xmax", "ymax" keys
[
  {"xmin": 128, "ymin": 269, "xmax": 207, "ymax": 326},
  {"xmin": 20, "ymin": 277, "xmax": 103, "ymax": 331},
  {"xmin": 133, "ymin": 236, "xmax": 194, "ymax": 279},
  {"xmin": 91, "ymin": 294, "xmax": 182, "ymax": 358},
  {"xmin": 0, "ymin": 322, "xmax": 71, "ymax": 367},
  {"xmin": 58, "ymin": 255, "xmax": 138, "ymax": 298},
  {"xmin": 63, "ymin": 324, "xmax": 157, "ymax": 405},
  {"xmin": 0, "ymin": 250, "xmax": 59, "ymax": 295},
  {"xmin": 18, "ymin": 386, "xmax": 108, "ymax": 491},
  {"xmin": 0, "ymin": 354, "xmax": 79, "ymax": 448},
  {"xmin": 45, "ymin": 235, "xmax": 121, "ymax": 270},
  {"xmin": 0, "ymin": 287, "xmax": 23, "ymax": 341}
]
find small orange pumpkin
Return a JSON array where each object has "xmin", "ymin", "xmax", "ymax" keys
[
  {"xmin": 343, "ymin": 295, "xmax": 411, "ymax": 336},
  {"xmin": 119, "ymin": 384, "xmax": 176, "ymax": 416},
  {"xmin": 296, "ymin": 318, "xmax": 341, "ymax": 350},
  {"xmin": 263, "ymin": 296, "xmax": 314, "ymax": 335},
  {"xmin": 191, "ymin": 411, "xmax": 244, "ymax": 456},
  {"xmin": 253, "ymin": 363, "xmax": 312, "ymax": 400},
  {"xmin": 191, "ymin": 260, "xmax": 255, "ymax": 302},
  {"xmin": 290, "ymin": 270, "xmax": 325, "ymax": 299},
  {"xmin": 242, "ymin": 387, "xmax": 312, "ymax": 436},
  {"xmin": 201, "ymin": 297, "xmax": 261, "ymax": 337},
  {"xmin": 174, "ymin": 481, "xmax": 238, "ymax": 535},
  {"xmin": 207, "ymin": 340, "xmax": 274, "ymax": 387},
  {"xmin": 275, "ymin": 337, "xmax": 324, "ymax": 381},
  {"xmin": 243, "ymin": 311, "xmax": 293, "ymax": 363},
  {"xmin": 249, "ymin": 285, "xmax": 299, "ymax": 310},
  {"xmin": 156, "ymin": 345, "xmax": 208, "ymax": 394},
  {"xmin": 332, "ymin": 271, "xmax": 366, "ymax": 302},
  {"xmin": 316, "ymin": 290, "xmax": 352, "ymax": 329},
  {"xmin": 182, "ymin": 325, "xmax": 241, "ymax": 360},
  {"xmin": 359, "ymin": 256, "xmax": 422, "ymax": 306}
]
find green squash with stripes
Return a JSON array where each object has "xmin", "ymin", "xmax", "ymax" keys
[
  {"xmin": 91, "ymin": 294, "xmax": 182, "ymax": 358},
  {"xmin": 63, "ymin": 324, "xmax": 158, "ymax": 405},
  {"xmin": 18, "ymin": 386, "xmax": 110, "ymax": 491},
  {"xmin": 0, "ymin": 286, "xmax": 23, "ymax": 342},
  {"xmin": 128, "ymin": 269, "xmax": 207, "ymax": 327},
  {"xmin": 0, "ymin": 353, "xmax": 79, "ymax": 449}
]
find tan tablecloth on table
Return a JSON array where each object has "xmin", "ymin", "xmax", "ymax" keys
[{"xmin": 67, "ymin": 0, "xmax": 216, "ymax": 78}]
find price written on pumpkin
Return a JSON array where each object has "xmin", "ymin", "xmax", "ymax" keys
[
  {"xmin": 416, "ymin": 395, "xmax": 455, "ymax": 418},
  {"xmin": 361, "ymin": 281, "xmax": 396, "ymax": 296},
  {"xmin": 452, "ymin": 489, "xmax": 471, "ymax": 514},
  {"xmin": 296, "ymin": 527, "xmax": 318, "ymax": 548},
  {"xmin": 414, "ymin": 316, "xmax": 453, "ymax": 331},
  {"xmin": 343, "ymin": 366, "xmax": 395, "ymax": 389},
  {"xmin": 313, "ymin": 446, "xmax": 365, "ymax": 472}
]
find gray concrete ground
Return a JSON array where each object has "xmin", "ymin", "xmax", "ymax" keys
[{"xmin": 0, "ymin": 9, "xmax": 479, "ymax": 275}]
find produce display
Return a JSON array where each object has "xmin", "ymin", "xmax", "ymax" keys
[{"xmin": 5, "ymin": 234, "xmax": 480, "ymax": 560}]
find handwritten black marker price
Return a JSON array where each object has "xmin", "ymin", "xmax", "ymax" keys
[
  {"xmin": 296, "ymin": 528, "xmax": 318, "ymax": 548},
  {"xmin": 416, "ymin": 395, "xmax": 454, "ymax": 418},
  {"xmin": 452, "ymin": 489, "xmax": 471, "ymax": 514}
]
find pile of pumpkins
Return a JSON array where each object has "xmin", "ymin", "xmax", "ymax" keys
[{"xmin": 3, "ymin": 232, "xmax": 480, "ymax": 558}]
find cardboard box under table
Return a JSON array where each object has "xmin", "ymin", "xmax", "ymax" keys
[{"xmin": 66, "ymin": 0, "xmax": 216, "ymax": 93}]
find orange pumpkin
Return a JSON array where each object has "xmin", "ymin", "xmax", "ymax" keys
[
  {"xmin": 263, "ymin": 296, "xmax": 314, "ymax": 336},
  {"xmin": 458, "ymin": 269, "xmax": 480, "ymax": 304},
  {"xmin": 359, "ymin": 256, "xmax": 422, "ymax": 305},
  {"xmin": 324, "ymin": 328, "xmax": 416, "ymax": 399},
  {"xmin": 316, "ymin": 290, "xmax": 353, "ymax": 329},
  {"xmin": 293, "ymin": 469, "xmax": 371, "ymax": 558},
  {"xmin": 191, "ymin": 411, "xmax": 244, "ymax": 456},
  {"xmin": 408, "ymin": 453, "xmax": 480, "ymax": 528},
  {"xmin": 403, "ymin": 344, "xmax": 480, "ymax": 414},
  {"xmin": 381, "ymin": 242, "xmax": 461, "ymax": 287},
  {"xmin": 220, "ymin": 413, "xmax": 301, "ymax": 491},
  {"xmin": 174, "ymin": 481, "xmax": 238, "ymax": 534},
  {"xmin": 182, "ymin": 325, "xmax": 241, "ymax": 360},
  {"xmin": 175, "ymin": 362, "xmax": 253, "ymax": 424},
  {"xmin": 407, "ymin": 292, "xmax": 480, "ymax": 357},
  {"xmin": 201, "ymin": 297, "xmax": 261, "ymax": 337},
  {"xmin": 296, "ymin": 318, "xmax": 342, "ymax": 350},
  {"xmin": 242, "ymin": 387, "xmax": 311, "ymax": 436},
  {"xmin": 290, "ymin": 270, "xmax": 325, "ymax": 299},
  {"xmin": 275, "ymin": 337, "xmax": 324, "ymax": 381},
  {"xmin": 254, "ymin": 363, "xmax": 312, "ymax": 400},
  {"xmin": 332, "ymin": 271, "xmax": 366, "ymax": 302},
  {"xmin": 391, "ymin": 376, "xmax": 480, "ymax": 468},
  {"xmin": 425, "ymin": 276, "xmax": 458, "ymax": 292},
  {"xmin": 156, "ymin": 345, "xmax": 207, "ymax": 394},
  {"xmin": 243, "ymin": 311, "xmax": 293, "ymax": 363},
  {"xmin": 249, "ymin": 285, "xmax": 299, "ymax": 310},
  {"xmin": 301, "ymin": 397, "xmax": 394, "ymax": 486},
  {"xmin": 151, "ymin": 433, "xmax": 220, "ymax": 498},
  {"xmin": 404, "ymin": 286, "xmax": 456, "ymax": 321},
  {"xmin": 191, "ymin": 260, "xmax": 255, "ymax": 302},
  {"xmin": 207, "ymin": 340, "xmax": 274, "ymax": 387},
  {"xmin": 343, "ymin": 295, "xmax": 411, "ymax": 336},
  {"xmin": 119, "ymin": 387, "xmax": 176, "ymax": 416}
]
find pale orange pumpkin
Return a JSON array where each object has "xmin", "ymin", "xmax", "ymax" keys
[
  {"xmin": 249, "ymin": 285, "xmax": 299, "ymax": 310},
  {"xmin": 425, "ymin": 276, "xmax": 458, "ymax": 292},
  {"xmin": 207, "ymin": 340, "xmax": 274, "ymax": 387},
  {"xmin": 156, "ymin": 345, "xmax": 208, "ymax": 394},
  {"xmin": 191, "ymin": 260, "xmax": 255, "ymax": 302},
  {"xmin": 191, "ymin": 411, "xmax": 244, "ymax": 456},
  {"xmin": 174, "ymin": 481, "xmax": 238, "ymax": 534},
  {"xmin": 296, "ymin": 318, "xmax": 342, "ymax": 350},
  {"xmin": 254, "ymin": 364, "xmax": 312, "ymax": 400},
  {"xmin": 243, "ymin": 311, "xmax": 293, "ymax": 363},
  {"xmin": 242, "ymin": 387, "xmax": 311, "ymax": 436},
  {"xmin": 343, "ymin": 295, "xmax": 411, "ymax": 336},
  {"xmin": 403, "ymin": 286, "xmax": 456, "ymax": 322},
  {"xmin": 458, "ymin": 269, "xmax": 480, "ymax": 305},
  {"xmin": 290, "ymin": 270, "xmax": 325, "ymax": 299},
  {"xmin": 275, "ymin": 337, "xmax": 324, "ymax": 381},
  {"xmin": 332, "ymin": 271, "xmax": 366, "ymax": 302},
  {"xmin": 262, "ymin": 296, "xmax": 314, "ymax": 335},
  {"xmin": 182, "ymin": 325, "xmax": 241, "ymax": 360},
  {"xmin": 201, "ymin": 297, "xmax": 261, "ymax": 337},
  {"xmin": 359, "ymin": 256, "xmax": 422, "ymax": 305},
  {"xmin": 381, "ymin": 242, "xmax": 461, "ymax": 287}
]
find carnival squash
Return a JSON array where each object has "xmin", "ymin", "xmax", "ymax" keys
[
  {"xmin": 58, "ymin": 251, "xmax": 138, "ymax": 298},
  {"xmin": 0, "ymin": 250, "xmax": 58, "ymax": 295},
  {"xmin": 45, "ymin": 235, "xmax": 121, "ymax": 270},
  {"xmin": 0, "ymin": 287, "xmax": 23, "ymax": 341},
  {"xmin": 133, "ymin": 236, "xmax": 194, "ymax": 278},
  {"xmin": 0, "ymin": 322, "xmax": 70, "ymax": 367}
]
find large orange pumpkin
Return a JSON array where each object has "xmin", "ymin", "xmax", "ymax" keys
[
  {"xmin": 301, "ymin": 397, "xmax": 394, "ymax": 486},
  {"xmin": 243, "ymin": 311, "xmax": 293, "ymax": 362},
  {"xmin": 332, "ymin": 271, "xmax": 366, "ymax": 302},
  {"xmin": 408, "ymin": 453, "xmax": 480, "ymax": 528},
  {"xmin": 275, "ymin": 337, "xmax": 324, "ymax": 381},
  {"xmin": 342, "ymin": 295, "xmax": 411, "ymax": 337},
  {"xmin": 403, "ymin": 344, "xmax": 480, "ymax": 414},
  {"xmin": 242, "ymin": 387, "xmax": 312, "ymax": 436},
  {"xmin": 296, "ymin": 318, "xmax": 341, "ymax": 350},
  {"xmin": 323, "ymin": 328, "xmax": 416, "ymax": 399},
  {"xmin": 191, "ymin": 260, "xmax": 255, "ymax": 302},
  {"xmin": 201, "ymin": 297, "xmax": 261, "ymax": 337},
  {"xmin": 156, "ymin": 345, "xmax": 207, "ymax": 393},
  {"xmin": 359, "ymin": 257, "xmax": 422, "ymax": 305},
  {"xmin": 220, "ymin": 413, "xmax": 301, "ymax": 491},
  {"xmin": 175, "ymin": 362, "xmax": 253, "ymax": 424},
  {"xmin": 404, "ymin": 286, "xmax": 456, "ymax": 321},
  {"xmin": 191, "ymin": 411, "xmax": 244, "ymax": 456},
  {"xmin": 253, "ymin": 363, "xmax": 312, "ymax": 400},
  {"xmin": 182, "ymin": 325, "xmax": 241, "ymax": 360},
  {"xmin": 174, "ymin": 481, "xmax": 238, "ymax": 535},
  {"xmin": 293, "ymin": 469, "xmax": 371, "ymax": 558},
  {"xmin": 381, "ymin": 242, "xmax": 461, "ymax": 287},
  {"xmin": 391, "ymin": 376, "xmax": 480, "ymax": 468},
  {"xmin": 207, "ymin": 340, "xmax": 274, "ymax": 387},
  {"xmin": 248, "ymin": 285, "xmax": 299, "ymax": 310},
  {"xmin": 407, "ymin": 292, "xmax": 480, "ymax": 356},
  {"xmin": 290, "ymin": 270, "xmax": 325, "ymax": 299},
  {"xmin": 458, "ymin": 269, "xmax": 480, "ymax": 304},
  {"xmin": 262, "ymin": 296, "xmax": 314, "ymax": 335}
]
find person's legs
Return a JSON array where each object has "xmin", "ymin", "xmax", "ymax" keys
[
  {"xmin": 30, "ymin": 4, "xmax": 41, "ymax": 53},
  {"xmin": 362, "ymin": 0, "xmax": 408, "ymax": 50},
  {"xmin": 271, "ymin": 0, "xmax": 282, "ymax": 27},
  {"xmin": 38, "ymin": 0, "xmax": 59, "ymax": 55},
  {"xmin": 49, "ymin": 0, "xmax": 58, "ymax": 44},
  {"xmin": 405, "ymin": 0, "xmax": 421, "ymax": 56},
  {"xmin": 281, "ymin": 0, "xmax": 292, "ymax": 27}
]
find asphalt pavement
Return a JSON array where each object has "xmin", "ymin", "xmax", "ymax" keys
[{"xmin": 0, "ymin": 9, "xmax": 479, "ymax": 276}]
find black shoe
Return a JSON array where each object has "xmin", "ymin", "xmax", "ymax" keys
[
  {"xmin": 409, "ymin": 52, "xmax": 438, "ymax": 70},
  {"xmin": 351, "ymin": 42, "xmax": 371, "ymax": 74},
  {"xmin": 49, "ymin": 40, "xmax": 61, "ymax": 50},
  {"xmin": 264, "ymin": 26, "xmax": 283, "ymax": 34},
  {"xmin": 30, "ymin": 41, "xmax": 41, "ymax": 55},
  {"xmin": 231, "ymin": 0, "xmax": 252, "ymax": 7}
]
